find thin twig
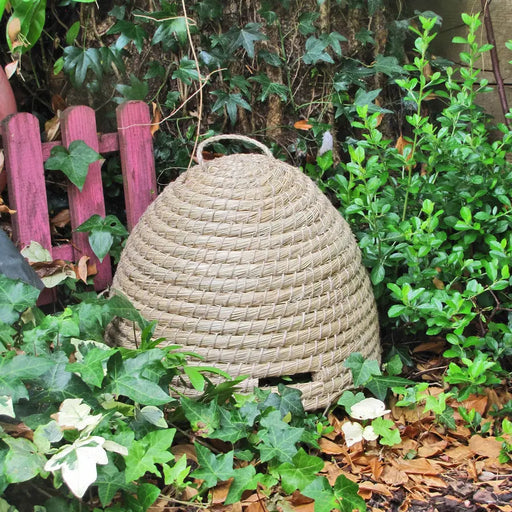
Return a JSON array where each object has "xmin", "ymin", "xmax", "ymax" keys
[
  {"xmin": 181, "ymin": 0, "xmax": 204, "ymax": 169},
  {"xmin": 480, "ymin": 0, "xmax": 510, "ymax": 126}
]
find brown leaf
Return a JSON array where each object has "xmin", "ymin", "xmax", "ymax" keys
[
  {"xmin": 50, "ymin": 209, "xmax": 71, "ymax": 229},
  {"xmin": 151, "ymin": 102, "xmax": 161, "ymax": 136},
  {"xmin": 380, "ymin": 465, "xmax": 408, "ymax": 486},
  {"xmin": 212, "ymin": 480, "xmax": 232, "ymax": 504},
  {"xmin": 51, "ymin": 94, "xmax": 67, "ymax": 113},
  {"xmin": 409, "ymin": 474, "xmax": 448, "ymax": 488},
  {"xmin": 456, "ymin": 395, "xmax": 488, "ymax": 417},
  {"xmin": 74, "ymin": 255, "xmax": 89, "ymax": 284},
  {"xmin": 318, "ymin": 437, "xmax": 346, "ymax": 455},
  {"xmin": 45, "ymin": 115, "xmax": 61, "ymax": 142},
  {"xmin": 412, "ymin": 340, "xmax": 446, "ymax": 354},
  {"xmin": 395, "ymin": 458, "xmax": 442, "ymax": 475},
  {"xmin": 0, "ymin": 196, "xmax": 16, "ymax": 215},
  {"xmin": 4, "ymin": 61, "xmax": 18, "ymax": 79},
  {"xmin": 7, "ymin": 17, "xmax": 21, "ymax": 46},
  {"xmin": 444, "ymin": 445, "xmax": 473, "ymax": 462},
  {"xmin": 417, "ymin": 439, "xmax": 448, "ymax": 458},
  {"xmin": 468, "ymin": 435, "xmax": 502, "ymax": 459},
  {"xmin": 358, "ymin": 481, "xmax": 393, "ymax": 497},
  {"xmin": 171, "ymin": 443, "xmax": 197, "ymax": 463},
  {"xmin": 287, "ymin": 491, "xmax": 314, "ymax": 507},
  {"xmin": 243, "ymin": 496, "xmax": 268, "ymax": 512},
  {"xmin": 294, "ymin": 119, "xmax": 313, "ymax": 130},
  {"xmin": 432, "ymin": 277, "xmax": 445, "ymax": 290}
]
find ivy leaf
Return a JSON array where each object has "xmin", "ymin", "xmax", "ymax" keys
[
  {"xmin": 106, "ymin": 352, "xmax": 172, "ymax": 406},
  {"xmin": 277, "ymin": 448, "xmax": 324, "ymax": 493},
  {"xmin": 62, "ymin": 47, "xmax": 103, "ymax": 87},
  {"xmin": 3, "ymin": 438, "xmax": 46, "ymax": 483},
  {"xmin": 75, "ymin": 214, "xmax": 128, "ymax": 263},
  {"xmin": 181, "ymin": 396, "xmax": 220, "ymax": 436},
  {"xmin": 260, "ymin": 385, "xmax": 305, "ymax": 418},
  {"xmin": 259, "ymin": 411, "xmax": 304, "ymax": 463},
  {"xmin": 237, "ymin": 23, "xmax": 267, "ymax": 58},
  {"xmin": 302, "ymin": 37, "xmax": 333, "ymax": 65},
  {"xmin": 124, "ymin": 429, "xmax": 176, "ymax": 482},
  {"xmin": 373, "ymin": 54, "xmax": 404, "ymax": 77},
  {"xmin": 319, "ymin": 31, "xmax": 347, "ymax": 57},
  {"xmin": 191, "ymin": 443, "xmax": 234, "ymax": 488},
  {"xmin": 337, "ymin": 390, "xmax": 367, "ymax": 415},
  {"xmin": 298, "ymin": 12, "xmax": 320, "ymax": 35},
  {"xmin": 96, "ymin": 461, "xmax": 136, "ymax": 507},
  {"xmin": 137, "ymin": 483, "xmax": 160, "ymax": 510},
  {"xmin": 333, "ymin": 474, "xmax": 367, "ymax": 512},
  {"xmin": 66, "ymin": 347, "xmax": 116, "ymax": 388},
  {"xmin": 258, "ymin": 49, "xmax": 281, "ymax": 67},
  {"xmin": 250, "ymin": 74, "xmax": 288, "ymax": 102},
  {"xmin": 209, "ymin": 406, "xmax": 251, "ymax": 443},
  {"xmin": 172, "ymin": 57, "xmax": 200, "ymax": 85},
  {"xmin": 344, "ymin": 353, "xmax": 381, "ymax": 387},
  {"xmin": 211, "ymin": 91, "xmax": 251, "ymax": 125},
  {"xmin": 365, "ymin": 375, "xmax": 415, "ymax": 401},
  {"xmin": 0, "ymin": 275, "xmax": 40, "ymax": 325},
  {"xmin": 225, "ymin": 464, "xmax": 258, "ymax": 504},
  {"xmin": 371, "ymin": 417, "xmax": 401, "ymax": 446},
  {"xmin": 163, "ymin": 454, "xmax": 190, "ymax": 486},
  {"xmin": 115, "ymin": 74, "xmax": 149, "ymax": 102},
  {"xmin": 105, "ymin": 293, "xmax": 148, "ymax": 331},
  {"xmin": 153, "ymin": 16, "xmax": 190, "ymax": 48},
  {"xmin": 45, "ymin": 140, "xmax": 102, "ymax": 191},
  {"xmin": 108, "ymin": 20, "xmax": 147, "ymax": 53},
  {"xmin": 0, "ymin": 354, "xmax": 54, "ymax": 402},
  {"xmin": 302, "ymin": 476, "xmax": 339, "ymax": 512}
]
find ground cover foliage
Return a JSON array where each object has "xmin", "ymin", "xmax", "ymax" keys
[{"xmin": 1, "ymin": 0, "xmax": 512, "ymax": 511}]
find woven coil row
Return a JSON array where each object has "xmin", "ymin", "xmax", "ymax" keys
[{"xmin": 106, "ymin": 135, "xmax": 380, "ymax": 410}]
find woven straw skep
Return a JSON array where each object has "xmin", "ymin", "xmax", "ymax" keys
[{"xmin": 106, "ymin": 135, "xmax": 381, "ymax": 410}]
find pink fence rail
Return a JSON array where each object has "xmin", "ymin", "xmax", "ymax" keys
[{"xmin": 1, "ymin": 100, "xmax": 157, "ymax": 302}]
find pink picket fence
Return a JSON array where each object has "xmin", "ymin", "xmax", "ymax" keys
[{"xmin": 1, "ymin": 100, "xmax": 157, "ymax": 303}]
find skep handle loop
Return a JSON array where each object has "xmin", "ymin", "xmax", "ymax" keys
[{"xmin": 196, "ymin": 134, "xmax": 273, "ymax": 166}]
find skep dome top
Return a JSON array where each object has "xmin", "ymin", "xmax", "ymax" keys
[{"xmin": 106, "ymin": 135, "xmax": 380, "ymax": 410}]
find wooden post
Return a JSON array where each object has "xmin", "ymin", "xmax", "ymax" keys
[
  {"xmin": 60, "ymin": 106, "xmax": 112, "ymax": 290},
  {"xmin": 116, "ymin": 101, "xmax": 157, "ymax": 231},
  {"xmin": 1, "ymin": 113, "xmax": 52, "ymax": 251}
]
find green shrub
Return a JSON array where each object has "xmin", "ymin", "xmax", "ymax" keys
[{"xmin": 313, "ymin": 14, "xmax": 512, "ymax": 382}]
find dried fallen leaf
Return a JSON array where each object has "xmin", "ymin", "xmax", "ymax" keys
[
  {"xmin": 4, "ymin": 60, "xmax": 18, "ymax": 79},
  {"xmin": 7, "ymin": 17, "xmax": 21, "ymax": 47},
  {"xmin": 409, "ymin": 474, "xmax": 448, "ymax": 488},
  {"xmin": 75, "ymin": 255, "xmax": 90, "ymax": 284},
  {"xmin": 45, "ymin": 115, "xmax": 61, "ymax": 142},
  {"xmin": 171, "ymin": 443, "xmax": 197, "ymax": 464},
  {"xmin": 468, "ymin": 436, "xmax": 502, "ymax": 459},
  {"xmin": 417, "ymin": 439, "xmax": 448, "ymax": 458},
  {"xmin": 151, "ymin": 102, "xmax": 161, "ymax": 136},
  {"xmin": 413, "ymin": 340, "xmax": 446, "ymax": 354},
  {"xmin": 380, "ymin": 465, "xmax": 408, "ymax": 486},
  {"xmin": 50, "ymin": 209, "xmax": 71, "ymax": 230},
  {"xmin": 0, "ymin": 197, "xmax": 16, "ymax": 215},
  {"xmin": 318, "ymin": 437, "xmax": 347, "ymax": 455},
  {"xmin": 294, "ymin": 119, "xmax": 313, "ymax": 130},
  {"xmin": 396, "ymin": 457, "xmax": 442, "ymax": 475},
  {"xmin": 358, "ymin": 481, "xmax": 393, "ymax": 497}
]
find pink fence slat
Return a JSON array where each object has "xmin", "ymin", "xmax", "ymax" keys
[
  {"xmin": 42, "ymin": 133, "xmax": 119, "ymax": 161},
  {"xmin": 60, "ymin": 106, "xmax": 111, "ymax": 290},
  {"xmin": 1, "ymin": 113, "xmax": 52, "ymax": 251},
  {"xmin": 116, "ymin": 101, "xmax": 157, "ymax": 231}
]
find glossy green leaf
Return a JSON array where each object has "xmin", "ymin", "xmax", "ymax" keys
[
  {"xmin": 45, "ymin": 140, "xmax": 101, "ymax": 191},
  {"xmin": 277, "ymin": 448, "xmax": 324, "ymax": 494},
  {"xmin": 191, "ymin": 443, "xmax": 234, "ymax": 488},
  {"xmin": 124, "ymin": 429, "xmax": 176, "ymax": 482},
  {"xmin": 0, "ymin": 275, "xmax": 39, "ymax": 325}
]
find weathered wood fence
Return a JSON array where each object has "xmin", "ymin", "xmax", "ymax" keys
[{"xmin": 1, "ymin": 100, "xmax": 157, "ymax": 301}]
